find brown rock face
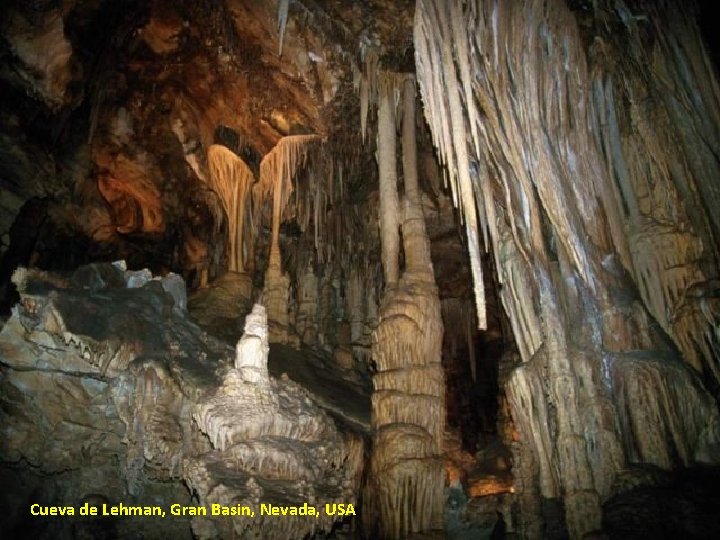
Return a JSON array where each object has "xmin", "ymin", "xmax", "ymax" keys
[
  {"xmin": 96, "ymin": 154, "xmax": 165, "ymax": 234},
  {"xmin": 1, "ymin": 7, "xmax": 75, "ymax": 110}
]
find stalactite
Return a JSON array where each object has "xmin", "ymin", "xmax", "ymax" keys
[
  {"xmin": 277, "ymin": 0, "xmax": 289, "ymax": 56},
  {"xmin": 376, "ymin": 73, "xmax": 400, "ymax": 286},
  {"xmin": 414, "ymin": 0, "xmax": 720, "ymax": 537},
  {"xmin": 415, "ymin": 0, "xmax": 487, "ymax": 329},
  {"xmin": 401, "ymin": 75, "xmax": 433, "ymax": 280},
  {"xmin": 257, "ymin": 135, "xmax": 319, "ymax": 343},
  {"xmin": 359, "ymin": 47, "xmax": 379, "ymax": 144},
  {"xmin": 206, "ymin": 144, "xmax": 254, "ymax": 273}
]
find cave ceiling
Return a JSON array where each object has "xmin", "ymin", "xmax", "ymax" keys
[
  {"xmin": 1, "ymin": 0, "xmax": 414, "ymax": 159},
  {"xmin": 0, "ymin": 0, "xmax": 418, "ymax": 274}
]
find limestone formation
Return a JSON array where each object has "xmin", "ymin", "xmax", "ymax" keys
[
  {"xmin": 2, "ymin": 1, "xmax": 720, "ymax": 539},
  {"xmin": 296, "ymin": 262, "xmax": 319, "ymax": 345},
  {"xmin": 2, "ymin": 7, "xmax": 74, "ymax": 110},
  {"xmin": 206, "ymin": 144, "xmax": 255, "ymax": 273},
  {"xmin": 189, "ymin": 301, "xmax": 362, "ymax": 540},
  {"xmin": 415, "ymin": 0, "xmax": 720, "ymax": 536},
  {"xmin": 258, "ymin": 135, "xmax": 319, "ymax": 343},
  {"xmin": 365, "ymin": 72, "xmax": 445, "ymax": 539},
  {"xmin": 0, "ymin": 264, "xmax": 363, "ymax": 540}
]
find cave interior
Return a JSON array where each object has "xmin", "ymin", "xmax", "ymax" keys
[{"xmin": 1, "ymin": 0, "xmax": 720, "ymax": 539}]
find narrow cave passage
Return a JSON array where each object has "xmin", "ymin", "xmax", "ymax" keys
[{"xmin": 433, "ymin": 226, "xmax": 517, "ymax": 536}]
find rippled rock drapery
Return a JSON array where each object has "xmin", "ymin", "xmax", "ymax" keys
[
  {"xmin": 0, "ymin": 263, "xmax": 362, "ymax": 539},
  {"xmin": 415, "ymin": 0, "xmax": 720, "ymax": 537},
  {"xmin": 206, "ymin": 145, "xmax": 255, "ymax": 276}
]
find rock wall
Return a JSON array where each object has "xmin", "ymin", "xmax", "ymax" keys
[{"xmin": 415, "ymin": 0, "xmax": 720, "ymax": 537}]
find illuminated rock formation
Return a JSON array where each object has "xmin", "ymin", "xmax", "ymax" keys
[
  {"xmin": 0, "ymin": 264, "xmax": 363, "ymax": 540},
  {"xmin": 258, "ymin": 135, "xmax": 319, "ymax": 343},
  {"xmin": 2, "ymin": 1, "xmax": 720, "ymax": 538},
  {"xmin": 365, "ymin": 72, "xmax": 445, "ymax": 539},
  {"xmin": 189, "ymin": 301, "xmax": 363, "ymax": 540},
  {"xmin": 207, "ymin": 144, "xmax": 254, "ymax": 273},
  {"xmin": 415, "ymin": 0, "xmax": 720, "ymax": 536}
]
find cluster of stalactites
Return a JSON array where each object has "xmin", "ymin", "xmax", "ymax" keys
[
  {"xmin": 206, "ymin": 144, "xmax": 255, "ymax": 273},
  {"xmin": 354, "ymin": 46, "xmax": 380, "ymax": 144},
  {"xmin": 414, "ymin": 0, "xmax": 489, "ymax": 328},
  {"xmin": 255, "ymin": 134, "xmax": 320, "ymax": 250},
  {"xmin": 413, "ymin": 0, "xmax": 720, "ymax": 537}
]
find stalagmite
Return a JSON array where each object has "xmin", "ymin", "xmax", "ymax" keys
[
  {"xmin": 206, "ymin": 144, "xmax": 254, "ymax": 273},
  {"xmin": 365, "ymin": 72, "xmax": 445, "ymax": 539},
  {"xmin": 189, "ymin": 302, "xmax": 363, "ymax": 539},
  {"xmin": 258, "ymin": 135, "xmax": 319, "ymax": 342}
]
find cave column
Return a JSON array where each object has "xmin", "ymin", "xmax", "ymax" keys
[
  {"xmin": 365, "ymin": 72, "xmax": 445, "ymax": 539},
  {"xmin": 259, "ymin": 135, "xmax": 318, "ymax": 344},
  {"xmin": 376, "ymin": 74, "xmax": 400, "ymax": 286},
  {"xmin": 401, "ymin": 75, "xmax": 433, "ymax": 280},
  {"xmin": 264, "ymin": 169, "xmax": 290, "ymax": 343}
]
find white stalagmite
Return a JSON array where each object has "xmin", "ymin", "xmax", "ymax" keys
[
  {"xmin": 258, "ymin": 135, "xmax": 319, "ymax": 342},
  {"xmin": 235, "ymin": 304, "xmax": 270, "ymax": 386},
  {"xmin": 206, "ymin": 144, "xmax": 254, "ymax": 273},
  {"xmin": 189, "ymin": 298, "xmax": 364, "ymax": 540}
]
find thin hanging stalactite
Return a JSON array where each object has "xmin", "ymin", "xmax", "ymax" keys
[
  {"xmin": 376, "ymin": 73, "xmax": 400, "ymax": 286},
  {"xmin": 277, "ymin": 0, "xmax": 290, "ymax": 56},
  {"xmin": 401, "ymin": 75, "xmax": 434, "ymax": 280}
]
